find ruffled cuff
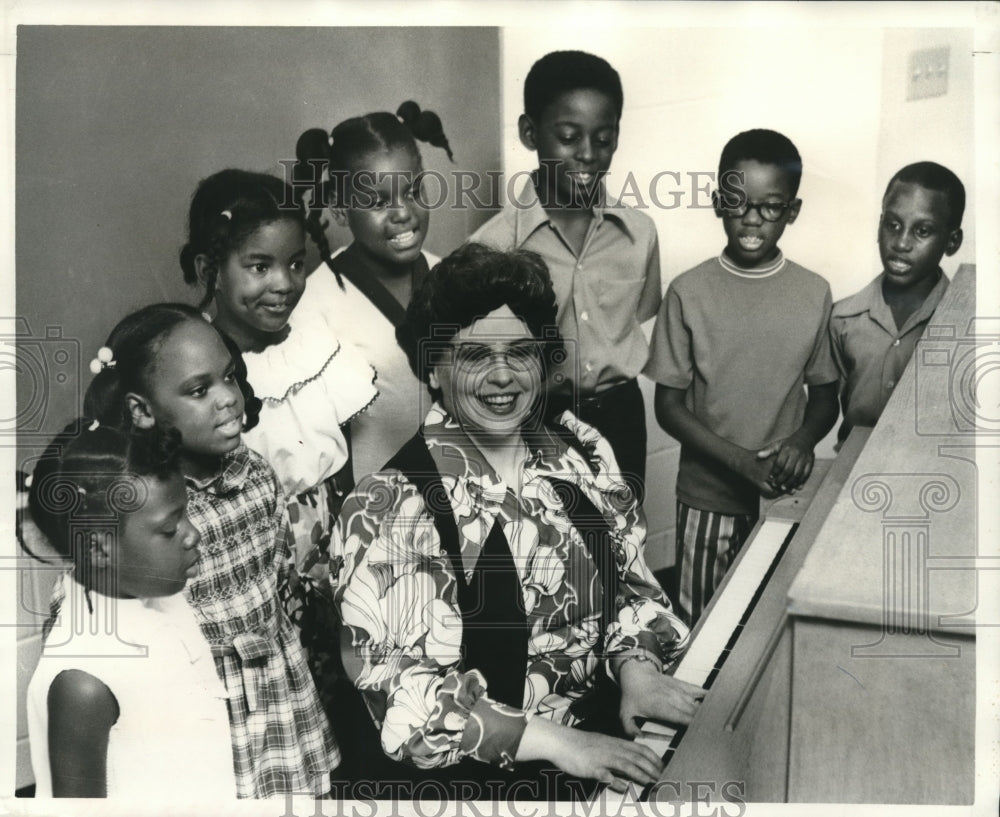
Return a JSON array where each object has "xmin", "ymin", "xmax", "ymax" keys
[{"xmin": 459, "ymin": 695, "xmax": 530, "ymax": 771}]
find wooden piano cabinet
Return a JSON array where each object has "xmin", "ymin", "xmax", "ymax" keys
[
  {"xmin": 652, "ymin": 620, "xmax": 794, "ymax": 805},
  {"xmin": 784, "ymin": 264, "xmax": 977, "ymax": 804},
  {"xmin": 787, "ymin": 617, "xmax": 974, "ymax": 804},
  {"xmin": 651, "ymin": 264, "xmax": 977, "ymax": 807},
  {"xmin": 652, "ymin": 431, "xmax": 870, "ymax": 805}
]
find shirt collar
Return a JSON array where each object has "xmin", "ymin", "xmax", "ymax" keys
[
  {"xmin": 337, "ymin": 241, "xmax": 430, "ymax": 291},
  {"xmin": 420, "ymin": 402, "xmax": 576, "ymax": 481},
  {"xmin": 184, "ymin": 444, "xmax": 251, "ymax": 496},
  {"xmin": 842, "ymin": 269, "xmax": 950, "ymax": 336},
  {"xmin": 511, "ymin": 175, "xmax": 636, "ymax": 245},
  {"xmin": 719, "ymin": 249, "xmax": 787, "ymax": 278},
  {"xmin": 421, "ymin": 403, "xmax": 586, "ymax": 577}
]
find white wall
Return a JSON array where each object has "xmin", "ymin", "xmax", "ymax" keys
[
  {"xmin": 877, "ymin": 28, "xmax": 976, "ymax": 270},
  {"xmin": 499, "ymin": 24, "xmax": 974, "ymax": 570}
]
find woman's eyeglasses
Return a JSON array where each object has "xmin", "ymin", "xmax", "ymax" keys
[{"xmin": 452, "ymin": 341, "xmax": 542, "ymax": 371}]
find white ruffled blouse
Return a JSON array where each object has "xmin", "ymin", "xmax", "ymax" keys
[{"xmin": 241, "ymin": 299, "xmax": 378, "ymax": 498}]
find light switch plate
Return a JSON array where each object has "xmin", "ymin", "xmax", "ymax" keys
[{"xmin": 907, "ymin": 46, "xmax": 950, "ymax": 101}]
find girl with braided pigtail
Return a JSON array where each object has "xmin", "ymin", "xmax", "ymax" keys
[
  {"xmin": 290, "ymin": 101, "xmax": 454, "ymax": 488},
  {"xmin": 82, "ymin": 304, "xmax": 339, "ymax": 796},
  {"xmin": 179, "ymin": 169, "xmax": 378, "ymax": 734}
]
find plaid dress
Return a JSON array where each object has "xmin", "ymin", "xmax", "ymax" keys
[{"xmin": 184, "ymin": 445, "xmax": 338, "ymax": 797}]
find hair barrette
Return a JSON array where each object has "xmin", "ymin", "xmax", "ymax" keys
[
  {"xmin": 220, "ymin": 209, "xmax": 232, "ymax": 221},
  {"xmin": 88, "ymin": 346, "xmax": 116, "ymax": 375}
]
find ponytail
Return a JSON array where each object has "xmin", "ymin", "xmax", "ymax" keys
[
  {"xmin": 293, "ymin": 101, "xmax": 455, "ymax": 287},
  {"xmin": 395, "ymin": 101, "xmax": 454, "ymax": 162},
  {"xmin": 293, "ymin": 129, "xmax": 337, "ymax": 284}
]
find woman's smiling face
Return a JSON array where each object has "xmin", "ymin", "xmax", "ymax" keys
[{"xmin": 429, "ymin": 305, "xmax": 543, "ymax": 444}]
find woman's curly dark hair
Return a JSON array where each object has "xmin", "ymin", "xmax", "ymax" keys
[{"xmin": 396, "ymin": 242, "xmax": 565, "ymax": 392}]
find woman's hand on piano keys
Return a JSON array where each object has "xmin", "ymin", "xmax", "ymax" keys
[
  {"xmin": 618, "ymin": 658, "xmax": 706, "ymax": 735},
  {"xmin": 515, "ymin": 717, "xmax": 664, "ymax": 792}
]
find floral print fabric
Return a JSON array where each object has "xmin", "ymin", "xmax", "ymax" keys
[{"xmin": 333, "ymin": 405, "xmax": 690, "ymax": 771}]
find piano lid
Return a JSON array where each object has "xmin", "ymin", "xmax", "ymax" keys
[{"xmin": 788, "ymin": 264, "xmax": 979, "ymax": 635}]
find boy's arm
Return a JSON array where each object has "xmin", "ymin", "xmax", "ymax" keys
[
  {"xmin": 637, "ymin": 231, "xmax": 663, "ymax": 323},
  {"xmin": 654, "ymin": 384, "xmax": 780, "ymax": 498},
  {"xmin": 828, "ymin": 316, "xmax": 851, "ymax": 432},
  {"xmin": 757, "ymin": 381, "xmax": 839, "ymax": 491},
  {"xmin": 759, "ymin": 287, "xmax": 841, "ymax": 490}
]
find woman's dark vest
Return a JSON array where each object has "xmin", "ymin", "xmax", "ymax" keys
[{"xmin": 331, "ymin": 430, "xmax": 620, "ymax": 798}]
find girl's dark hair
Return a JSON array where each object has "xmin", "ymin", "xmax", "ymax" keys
[
  {"xmin": 83, "ymin": 303, "xmax": 261, "ymax": 434},
  {"xmin": 180, "ymin": 169, "xmax": 306, "ymax": 310},
  {"xmin": 396, "ymin": 242, "xmax": 564, "ymax": 392},
  {"xmin": 292, "ymin": 101, "xmax": 454, "ymax": 282},
  {"xmin": 26, "ymin": 420, "xmax": 180, "ymax": 563}
]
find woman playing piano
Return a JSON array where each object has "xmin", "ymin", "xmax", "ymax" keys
[{"xmin": 330, "ymin": 243, "xmax": 704, "ymax": 800}]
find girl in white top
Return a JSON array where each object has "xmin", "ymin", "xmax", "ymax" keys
[
  {"xmin": 292, "ymin": 102, "xmax": 453, "ymax": 483},
  {"xmin": 26, "ymin": 420, "xmax": 235, "ymax": 800},
  {"xmin": 179, "ymin": 168, "xmax": 376, "ymax": 710}
]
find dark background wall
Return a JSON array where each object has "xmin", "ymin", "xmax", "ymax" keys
[{"xmin": 14, "ymin": 26, "xmax": 501, "ymax": 456}]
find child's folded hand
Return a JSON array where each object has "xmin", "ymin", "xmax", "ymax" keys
[
  {"xmin": 757, "ymin": 434, "xmax": 815, "ymax": 493},
  {"xmin": 736, "ymin": 448, "xmax": 783, "ymax": 498}
]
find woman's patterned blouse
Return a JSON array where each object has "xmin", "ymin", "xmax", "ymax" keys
[{"xmin": 332, "ymin": 405, "xmax": 690, "ymax": 771}]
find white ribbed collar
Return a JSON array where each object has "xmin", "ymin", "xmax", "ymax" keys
[{"xmin": 719, "ymin": 250, "xmax": 787, "ymax": 279}]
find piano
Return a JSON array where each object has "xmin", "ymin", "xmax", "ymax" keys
[{"xmin": 605, "ymin": 264, "xmax": 978, "ymax": 806}]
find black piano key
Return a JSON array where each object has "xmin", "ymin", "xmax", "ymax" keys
[{"xmin": 639, "ymin": 522, "xmax": 803, "ymax": 799}]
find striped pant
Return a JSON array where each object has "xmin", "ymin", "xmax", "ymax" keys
[{"xmin": 676, "ymin": 501, "xmax": 758, "ymax": 627}]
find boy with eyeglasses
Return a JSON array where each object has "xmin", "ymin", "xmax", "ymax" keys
[
  {"xmin": 643, "ymin": 129, "xmax": 839, "ymax": 625},
  {"xmin": 830, "ymin": 161, "xmax": 964, "ymax": 446}
]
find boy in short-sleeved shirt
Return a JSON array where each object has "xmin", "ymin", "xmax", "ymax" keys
[
  {"xmin": 644, "ymin": 129, "xmax": 839, "ymax": 625},
  {"xmin": 830, "ymin": 161, "xmax": 964, "ymax": 445},
  {"xmin": 471, "ymin": 50, "xmax": 661, "ymax": 502}
]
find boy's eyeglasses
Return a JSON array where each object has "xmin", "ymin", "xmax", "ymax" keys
[
  {"xmin": 453, "ymin": 341, "xmax": 542, "ymax": 371},
  {"xmin": 720, "ymin": 199, "xmax": 796, "ymax": 222}
]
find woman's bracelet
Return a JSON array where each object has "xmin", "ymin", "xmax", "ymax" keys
[{"xmin": 615, "ymin": 651, "xmax": 664, "ymax": 676}]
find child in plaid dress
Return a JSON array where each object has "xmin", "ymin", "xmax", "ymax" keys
[
  {"xmin": 178, "ymin": 169, "xmax": 378, "ymax": 717},
  {"xmin": 85, "ymin": 303, "xmax": 337, "ymax": 797}
]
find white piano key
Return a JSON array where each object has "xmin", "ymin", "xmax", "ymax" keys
[
  {"xmin": 672, "ymin": 519, "xmax": 795, "ymax": 687},
  {"xmin": 593, "ymin": 518, "xmax": 797, "ymax": 804},
  {"xmin": 640, "ymin": 719, "xmax": 676, "ymax": 737},
  {"xmin": 636, "ymin": 732, "xmax": 675, "ymax": 756}
]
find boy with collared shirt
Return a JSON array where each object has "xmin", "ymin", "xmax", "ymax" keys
[
  {"xmin": 470, "ymin": 50, "xmax": 661, "ymax": 502},
  {"xmin": 644, "ymin": 129, "xmax": 839, "ymax": 625},
  {"xmin": 830, "ymin": 161, "xmax": 964, "ymax": 445}
]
